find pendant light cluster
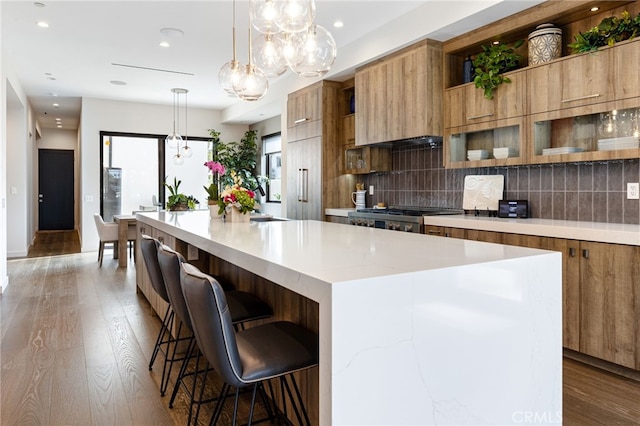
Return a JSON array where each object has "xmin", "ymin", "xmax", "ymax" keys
[
  {"xmin": 219, "ymin": 0, "xmax": 337, "ymax": 102},
  {"xmin": 165, "ymin": 88, "xmax": 191, "ymax": 165}
]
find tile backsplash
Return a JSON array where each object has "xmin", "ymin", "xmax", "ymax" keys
[{"xmin": 363, "ymin": 145, "xmax": 640, "ymax": 224}]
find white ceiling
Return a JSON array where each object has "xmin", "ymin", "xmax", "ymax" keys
[{"xmin": 1, "ymin": 0, "xmax": 544, "ymax": 130}]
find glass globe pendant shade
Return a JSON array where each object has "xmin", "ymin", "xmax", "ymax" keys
[
  {"xmin": 165, "ymin": 132, "xmax": 182, "ymax": 149},
  {"xmin": 173, "ymin": 152, "xmax": 184, "ymax": 165},
  {"xmin": 274, "ymin": 0, "xmax": 315, "ymax": 33},
  {"xmin": 219, "ymin": 59, "xmax": 244, "ymax": 95},
  {"xmin": 233, "ymin": 64, "xmax": 269, "ymax": 101},
  {"xmin": 180, "ymin": 143, "xmax": 193, "ymax": 158},
  {"xmin": 288, "ymin": 24, "xmax": 337, "ymax": 77},
  {"xmin": 250, "ymin": 0, "xmax": 280, "ymax": 34},
  {"xmin": 252, "ymin": 33, "xmax": 288, "ymax": 77}
]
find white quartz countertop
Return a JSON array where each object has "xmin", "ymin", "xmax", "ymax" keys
[
  {"xmin": 138, "ymin": 210, "xmax": 550, "ymax": 289},
  {"xmin": 424, "ymin": 214, "xmax": 640, "ymax": 246},
  {"xmin": 324, "ymin": 208, "xmax": 354, "ymax": 217}
]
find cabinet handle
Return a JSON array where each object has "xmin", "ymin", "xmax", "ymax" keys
[
  {"xmin": 561, "ymin": 93, "xmax": 600, "ymax": 103},
  {"xmin": 427, "ymin": 230, "xmax": 442, "ymax": 235},
  {"xmin": 294, "ymin": 118, "xmax": 309, "ymax": 124},
  {"xmin": 297, "ymin": 168, "xmax": 308, "ymax": 202},
  {"xmin": 569, "ymin": 247, "xmax": 576, "ymax": 257},
  {"xmin": 140, "ymin": 227, "xmax": 146, "ymax": 235},
  {"xmin": 158, "ymin": 236, "xmax": 164, "ymax": 244},
  {"xmin": 582, "ymin": 249, "xmax": 589, "ymax": 259},
  {"xmin": 466, "ymin": 113, "xmax": 494, "ymax": 120}
]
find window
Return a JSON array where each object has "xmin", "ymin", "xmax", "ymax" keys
[
  {"xmin": 100, "ymin": 131, "xmax": 211, "ymax": 219},
  {"xmin": 262, "ymin": 133, "xmax": 282, "ymax": 203}
]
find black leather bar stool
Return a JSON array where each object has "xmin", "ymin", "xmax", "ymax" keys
[
  {"xmin": 180, "ymin": 262, "xmax": 319, "ymax": 426},
  {"xmin": 154, "ymin": 240, "xmax": 273, "ymax": 425},
  {"xmin": 140, "ymin": 234, "xmax": 178, "ymax": 396}
]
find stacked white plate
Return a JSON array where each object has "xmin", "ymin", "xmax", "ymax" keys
[
  {"xmin": 493, "ymin": 147, "xmax": 519, "ymax": 159},
  {"xmin": 597, "ymin": 136, "xmax": 640, "ymax": 151},
  {"xmin": 467, "ymin": 149, "xmax": 489, "ymax": 161},
  {"xmin": 542, "ymin": 147, "xmax": 585, "ymax": 155}
]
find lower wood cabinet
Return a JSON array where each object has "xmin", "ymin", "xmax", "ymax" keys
[
  {"xmin": 423, "ymin": 225, "xmax": 465, "ymax": 238},
  {"xmin": 438, "ymin": 227, "xmax": 640, "ymax": 370}
]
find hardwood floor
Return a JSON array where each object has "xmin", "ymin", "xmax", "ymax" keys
[
  {"xmin": 27, "ymin": 230, "xmax": 81, "ymax": 258},
  {"xmin": 3, "ymin": 233, "xmax": 640, "ymax": 425}
]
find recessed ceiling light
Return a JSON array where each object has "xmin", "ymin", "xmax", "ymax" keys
[
  {"xmin": 160, "ymin": 27, "xmax": 184, "ymax": 37},
  {"xmin": 47, "ymin": 77, "xmax": 56, "ymax": 80},
  {"xmin": 57, "ymin": 125, "xmax": 62, "ymax": 128},
  {"xmin": 48, "ymin": 92, "xmax": 59, "ymax": 97},
  {"xmin": 110, "ymin": 80, "xmax": 127, "ymax": 86},
  {"xmin": 590, "ymin": 7, "xmax": 599, "ymax": 12},
  {"xmin": 333, "ymin": 21, "xmax": 344, "ymax": 28},
  {"xmin": 492, "ymin": 41, "xmax": 500, "ymax": 45},
  {"xmin": 36, "ymin": 21, "xmax": 49, "ymax": 28},
  {"xmin": 159, "ymin": 41, "xmax": 170, "ymax": 48},
  {"xmin": 55, "ymin": 118, "xmax": 61, "ymax": 121},
  {"xmin": 34, "ymin": 2, "xmax": 46, "ymax": 7},
  {"xmin": 52, "ymin": 103, "xmax": 59, "ymax": 107}
]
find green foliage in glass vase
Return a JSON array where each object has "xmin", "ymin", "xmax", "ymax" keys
[
  {"xmin": 569, "ymin": 11, "xmax": 640, "ymax": 53},
  {"xmin": 472, "ymin": 39, "xmax": 524, "ymax": 100}
]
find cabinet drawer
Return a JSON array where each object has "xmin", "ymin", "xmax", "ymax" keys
[{"xmin": 287, "ymin": 120, "xmax": 322, "ymax": 142}]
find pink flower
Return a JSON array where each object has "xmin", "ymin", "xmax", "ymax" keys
[
  {"xmin": 204, "ymin": 161, "xmax": 225, "ymax": 176},
  {"xmin": 247, "ymin": 190, "xmax": 255, "ymax": 198}
]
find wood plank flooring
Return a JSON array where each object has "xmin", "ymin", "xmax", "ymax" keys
[{"xmin": 3, "ymin": 231, "xmax": 640, "ymax": 425}]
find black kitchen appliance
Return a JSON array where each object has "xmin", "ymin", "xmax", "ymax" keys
[
  {"xmin": 347, "ymin": 206, "xmax": 464, "ymax": 233},
  {"xmin": 498, "ymin": 200, "xmax": 528, "ymax": 218}
]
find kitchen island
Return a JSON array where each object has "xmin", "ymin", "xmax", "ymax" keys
[{"xmin": 136, "ymin": 210, "xmax": 562, "ymax": 425}]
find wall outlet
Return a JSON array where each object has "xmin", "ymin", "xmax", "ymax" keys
[
  {"xmin": 369, "ymin": 185, "xmax": 374, "ymax": 195},
  {"xmin": 627, "ymin": 183, "xmax": 640, "ymax": 200},
  {"xmin": 85, "ymin": 195, "xmax": 93, "ymax": 202},
  {"xmin": 187, "ymin": 244, "xmax": 199, "ymax": 261}
]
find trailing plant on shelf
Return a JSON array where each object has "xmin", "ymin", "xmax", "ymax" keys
[
  {"xmin": 569, "ymin": 11, "xmax": 640, "ymax": 53},
  {"xmin": 472, "ymin": 39, "xmax": 524, "ymax": 100}
]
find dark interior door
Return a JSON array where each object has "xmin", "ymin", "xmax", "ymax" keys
[{"xmin": 39, "ymin": 149, "xmax": 74, "ymax": 230}]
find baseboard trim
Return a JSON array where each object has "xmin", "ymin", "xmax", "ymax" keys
[{"xmin": 564, "ymin": 348, "xmax": 640, "ymax": 382}]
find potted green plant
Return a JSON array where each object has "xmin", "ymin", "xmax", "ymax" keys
[
  {"xmin": 472, "ymin": 39, "xmax": 524, "ymax": 100},
  {"xmin": 569, "ymin": 11, "xmax": 640, "ymax": 53},
  {"xmin": 208, "ymin": 129, "xmax": 263, "ymax": 192},
  {"xmin": 164, "ymin": 177, "xmax": 190, "ymax": 211}
]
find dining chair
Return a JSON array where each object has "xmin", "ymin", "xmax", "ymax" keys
[{"xmin": 93, "ymin": 213, "xmax": 119, "ymax": 267}]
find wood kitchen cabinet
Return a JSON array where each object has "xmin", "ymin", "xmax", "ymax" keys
[
  {"xmin": 286, "ymin": 80, "xmax": 355, "ymax": 220},
  {"xmin": 528, "ymin": 47, "xmax": 613, "ymax": 115},
  {"xmin": 578, "ymin": 241, "xmax": 640, "ymax": 369},
  {"xmin": 423, "ymin": 225, "xmax": 465, "ymax": 239},
  {"xmin": 442, "ymin": 1, "xmax": 640, "ymax": 169},
  {"xmin": 286, "ymin": 137, "xmax": 322, "ymax": 220},
  {"xmin": 447, "ymin": 227, "xmax": 640, "ymax": 369},
  {"xmin": 445, "ymin": 69, "xmax": 526, "ymax": 129},
  {"xmin": 355, "ymin": 38, "xmax": 443, "ymax": 146}
]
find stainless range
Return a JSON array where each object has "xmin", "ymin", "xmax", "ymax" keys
[{"xmin": 347, "ymin": 206, "xmax": 464, "ymax": 233}]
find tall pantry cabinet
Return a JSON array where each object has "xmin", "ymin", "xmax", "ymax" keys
[{"xmin": 286, "ymin": 80, "xmax": 354, "ymax": 220}]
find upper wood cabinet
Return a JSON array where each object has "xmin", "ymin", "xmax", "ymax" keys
[
  {"xmin": 445, "ymin": 69, "xmax": 526, "ymax": 128},
  {"xmin": 355, "ymin": 39, "xmax": 443, "ymax": 146},
  {"xmin": 529, "ymin": 48, "xmax": 614, "ymax": 115},
  {"xmin": 287, "ymin": 84, "xmax": 322, "ymax": 128}
]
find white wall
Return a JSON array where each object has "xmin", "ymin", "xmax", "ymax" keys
[
  {"xmin": 80, "ymin": 98, "xmax": 248, "ymax": 252},
  {"xmin": 6, "ymin": 79, "xmax": 29, "ymax": 258},
  {"xmin": 0, "ymin": 2, "xmax": 6, "ymax": 289}
]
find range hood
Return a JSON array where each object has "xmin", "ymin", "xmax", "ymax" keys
[{"xmin": 393, "ymin": 135, "xmax": 443, "ymax": 148}]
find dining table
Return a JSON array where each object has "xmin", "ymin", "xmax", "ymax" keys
[{"xmin": 113, "ymin": 214, "xmax": 136, "ymax": 267}]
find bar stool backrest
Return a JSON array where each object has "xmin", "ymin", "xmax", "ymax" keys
[
  {"xmin": 156, "ymin": 243, "xmax": 193, "ymax": 331},
  {"xmin": 180, "ymin": 262, "xmax": 245, "ymax": 388},
  {"xmin": 139, "ymin": 234, "xmax": 170, "ymax": 303}
]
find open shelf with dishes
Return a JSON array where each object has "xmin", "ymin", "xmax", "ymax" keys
[
  {"xmin": 445, "ymin": 117, "xmax": 525, "ymax": 169},
  {"xmin": 530, "ymin": 101, "xmax": 640, "ymax": 164}
]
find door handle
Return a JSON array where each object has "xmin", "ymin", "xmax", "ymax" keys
[
  {"xmin": 582, "ymin": 249, "xmax": 589, "ymax": 259},
  {"xmin": 300, "ymin": 169, "xmax": 309, "ymax": 202},
  {"xmin": 561, "ymin": 93, "xmax": 600, "ymax": 103},
  {"xmin": 569, "ymin": 247, "xmax": 576, "ymax": 257}
]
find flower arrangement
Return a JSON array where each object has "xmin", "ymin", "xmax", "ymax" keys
[
  {"xmin": 203, "ymin": 160, "xmax": 225, "ymax": 203},
  {"xmin": 218, "ymin": 171, "xmax": 258, "ymax": 215}
]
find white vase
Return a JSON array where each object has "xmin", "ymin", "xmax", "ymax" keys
[
  {"xmin": 228, "ymin": 206, "xmax": 250, "ymax": 223},
  {"xmin": 209, "ymin": 203, "xmax": 224, "ymax": 219}
]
